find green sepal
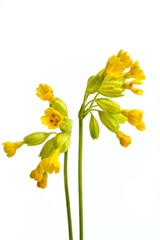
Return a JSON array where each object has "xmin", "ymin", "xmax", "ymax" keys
[
  {"xmin": 89, "ymin": 114, "xmax": 100, "ymax": 139},
  {"xmin": 59, "ymin": 117, "xmax": 72, "ymax": 133},
  {"xmin": 23, "ymin": 132, "xmax": 52, "ymax": 146},
  {"xmin": 114, "ymin": 113, "xmax": 128, "ymax": 123},
  {"xmin": 98, "ymin": 87, "xmax": 124, "ymax": 98},
  {"xmin": 95, "ymin": 98, "xmax": 121, "ymax": 114},
  {"xmin": 97, "ymin": 77, "xmax": 125, "ymax": 97},
  {"xmin": 60, "ymin": 135, "xmax": 71, "ymax": 153},
  {"xmin": 39, "ymin": 137, "xmax": 56, "ymax": 158},
  {"xmin": 50, "ymin": 97, "xmax": 68, "ymax": 117},
  {"xmin": 53, "ymin": 132, "xmax": 71, "ymax": 153},
  {"xmin": 98, "ymin": 111, "xmax": 119, "ymax": 133},
  {"xmin": 54, "ymin": 132, "xmax": 68, "ymax": 148}
]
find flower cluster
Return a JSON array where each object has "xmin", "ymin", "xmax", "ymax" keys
[
  {"xmin": 3, "ymin": 84, "xmax": 72, "ymax": 188},
  {"xmin": 79, "ymin": 50, "xmax": 145, "ymax": 147}
]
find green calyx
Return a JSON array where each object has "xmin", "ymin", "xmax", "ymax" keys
[
  {"xmin": 23, "ymin": 132, "xmax": 53, "ymax": 146},
  {"xmin": 50, "ymin": 97, "xmax": 68, "ymax": 117}
]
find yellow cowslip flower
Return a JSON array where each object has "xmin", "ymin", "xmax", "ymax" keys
[
  {"xmin": 30, "ymin": 165, "xmax": 48, "ymax": 189},
  {"xmin": 125, "ymin": 61, "xmax": 146, "ymax": 81},
  {"xmin": 30, "ymin": 148, "xmax": 60, "ymax": 188},
  {"xmin": 103, "ymin": 55, "xmax": 125, "ymax": 78},
  {"xmin": 3, "ymin": 141, "xmax": 24, "ymax": 157},
  {"xmin": 37, "ymin": 172, "xmax": 48, "ymax": 189},
  {"xmin": 103, "ymin": 50, "xmax": 133, "ymax": 78},
  {"xmin": 36, "ymin": 84, "xmax": 55, "ymax": 102},
  {"xmin": 30, "ymin": 166, "xmax": 43, "ymax": 182},
  {"xmin": 123, "ymin": 81, "xmax": 143, "ymax": 95},
  {"xmin": 41, "ymin": 107, "xmax": 64, "ymax": 129},
  {"xmin": 39, "ymin": 148, "xmax": 61, "ymax": 174},
  {"xmin": 136, "ymin": 122, "xmax": 145, "ymax": 131},
  {"xmin": 116, "ymin": 131, "xmax": 131, "ymax": 147},
  {"xmin": 117, "ymin": 50, "xmax": 133, "ymax": 68},
  {"xmin": 122, "ymin": 109, "xmax": 145, "ymax": 130}
]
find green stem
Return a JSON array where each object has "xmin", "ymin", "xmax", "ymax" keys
[
  {"xmin": 64, "ymin": 151, "xmax": 73, "ymax": 240},
  {"xmin": 78, "ymin": 118, "xmax": 83, "ymax": 240}
]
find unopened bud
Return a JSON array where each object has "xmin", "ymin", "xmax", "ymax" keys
[{"xmin": 89, "ymin": 114, "xmax": 100, "ymax": 139}]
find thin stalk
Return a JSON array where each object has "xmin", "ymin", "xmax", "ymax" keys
[
  {"xmin": 83, "ymin": 105, "xmax": 99, "ymax": 118},
  {"xmin": 64, "ymin": 151, "xmax": 73, "ymax": 240},
  {"xmin": 78, "ymin": 118, "xmax": 83, "ymax": 240},
  {"xmin": 83, "ymin": 93, "xmax": 99, "ymax": 109}
]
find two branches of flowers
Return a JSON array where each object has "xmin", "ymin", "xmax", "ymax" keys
[{"xmin": 3, "ymin": 50, "xmax": 145, "ymax": 240}]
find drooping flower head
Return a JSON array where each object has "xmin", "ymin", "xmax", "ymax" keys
[
  {"xmin": 81, "ymin": 50, "xmax": 146, "ymax": 147},
  {"xmin": 3, "ymin": 83, "xmax": 72, "ymax": 189},
  {"xmin": 86, "ymin": 50, "xmax": 145, "ymax": 100}
]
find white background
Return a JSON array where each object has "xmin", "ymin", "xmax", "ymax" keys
[{"xmin": 0, "ymin": 0, "xmax": 160, "ymax": 239}]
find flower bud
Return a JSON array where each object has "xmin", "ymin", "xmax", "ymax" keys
[{"xmin": 89, "ymin": 114, "xmax": 100, "ymax": 139}]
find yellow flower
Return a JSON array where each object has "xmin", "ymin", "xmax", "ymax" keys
[
  {"xmin": 3, "ymin": 141, "xmax": 24, "ymax": 157},
  {"xmin": 104, "ymin": 55, "xmax": 125, "ymax": 78},
  {"xmin": 103, "ymin": 50, "xmax": 133, "ymax": 78},
  {"xmin": 136, "ymin": 122, "xmax": 145, "ymax": 131},
  {"xmin": 122, "ymin": 109, "xmax": 145, "ymax": 130},
  {"xmin": 36, "ymin": 84, "xmax": 55, "ymax": 102},
  {"xmin": 37, "ymin": 172, "xmax": 48, "ymax": 189},
  {"xmin": 30, "ymin": 166, "xmax": 48, "ymax": 189},
  {"xmin": 41, "ymin": 107, "xmax": 64, "ymax": 129},
  {"xmin": 30, "ymin": 166, "xmax": 43, "ymax": 182},
  {"xmin": 116, "ymin": 131, "xmax": 131, "ymax": 147},
  {"xmin": 40, "ymin": 148, "xmax": 61, "ymax": 174},
  {"xmin": 125, "ymin": 61, "xmax": 146, "ymax": 81},
  {"xmin": 117, "ymin": 50, "xmax": 133, "ymax": 68},
  {"xmin": 30, "ymin": 148, "xmax": 62, "ymax": 188},
  {"xmin": 123, "ymin": 81, "xmax": 143, "ymax": 95}
]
